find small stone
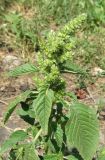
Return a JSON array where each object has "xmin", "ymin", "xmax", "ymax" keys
[
  {"xmin": 100, "ymin": 130, "xmax": 105, "ymax": 146},
  {"xmin": 0, "ymin": 86, "xmax": 5, "ymax": 91},
  {"xmin": 91, "ymin": 67, "xmax": 105, "ymax": 76},
  {"xmin": 100, "ymin": 111, "xmax": 105, "ymax": 116},
  {"xmin": 0, "ymin": 66, "xmax": 3, "ymax": 72},
  {"xmin": 2, "ymin": 55, "xmax": 21, "ymax": 71},
  {"xmin": 19, "ymin": 83, "xmax": 30, "ymax": 91},
  {"xmin": 7, "ymin": 86, "xmax": 16, "ymax": 92}
]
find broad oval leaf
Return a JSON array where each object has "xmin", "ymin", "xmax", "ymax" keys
[
  {"xmin": 4, "ymin": 90, "xmax": 31, "ymax": 123},
  {"xmin": 23, "ymin": 144, "xmax": 39, "ymax": 160},
  {"xmin": 8, "ymin": 63, "xmax": 38, "ymax": 77},
  {"xmin": 33, "ymin": 88, "xmax": 54, "ymax": 134},
  {"xmin": 55, "ymin": 125, "xmax": 63, "ymax": 147},
  {"xmin": 0, "ymin": 130, "xmax": 28, "ymax": 155},
  {"xmin": 65, "ymin": 103, "xmax": 99, "ymax": 160}
]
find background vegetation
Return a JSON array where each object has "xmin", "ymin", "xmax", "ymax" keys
[
  {"xmin": 0, "ymin": 1, "xmax": 105, "ymax": 159},
  {"xmin": 0, "ymin": 0, "xmax": 105, "ymax": 69}
]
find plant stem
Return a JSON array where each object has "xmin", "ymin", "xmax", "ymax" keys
[
  {"xmin": 33, "ymin": 128, "xmax": 42, "ymax": 144},
  {"xmin": 61, "ymin": 70, "xmax": 77, "ymax": 74}
]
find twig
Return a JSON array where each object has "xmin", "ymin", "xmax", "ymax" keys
[
  {"xmin": 33, "ymin": 129, "xmax": 42, "ymax": 143},
  {"xmin": 2, "ymin": 95, "xmax": 18, "ymax": 101},
  {"xmin": 0, "ymin": 95, "xmax": 18, "ymax": 104},
  {"xmin": 0, "ymin": 100, "xmax": 8, "ymax": 105},
  {"xmin": 86, "ymin": 87, "xmax": 96, "ymax": 103},
  {"xmin": 61, "ymin": 70, "xmax": 77, "ymax": 74},
  {"xmin": 0, "ymin": 122, "xmax": 14, "ymax": 133}
]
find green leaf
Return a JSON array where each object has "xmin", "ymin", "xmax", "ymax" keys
[
  {"xmin": 0, "ymin": 130, "xmax": 28, "ymax": 155},
  {"xmin": 65, "ymin": 155, "xmax": 78, "ymax": 160},
  {"xmin": 65, "ymin": 103, "xmax": 99, "ymax": 160},
  {"xmin": 27, "ymin": 126, "xmax": 38, "ymax": 138},
  {"xmin": 17, "ymin": 108, "xmax": 35, "ymax": 118},
  {"xmin": 23, "ymin": 144, "xmax": 39, "ymax": 160},
  {"xmin": 4, "ymin": 13, "xmax": 21, "ymax": 24},
  {"xmin": 98, "ymin": 147, "xmax": 105, "ymax": 160},
  {"xmin": 44, "ymin": 154, "xmax": 63, "ymax": 160},
  {"xmin": 98, "ymin": 155, "xmax": 105, "ymax": 160},
  {"xmin": 8, "ymin": 143, "xmax": 39, "ymax": 160},
  {"xmin": 55, "ymin": 125, "xmax": 63, "ymax": 147},
  {"xmin": 4, "ymin": 90, "xmax": 31, "ymax": 123},
  {"xmin": 33, "ymin": 88, "xmax": 54, "ymax": 134},
  {"xmin": 47, "ymin": 139, "xmax": 56, "ymax": 153},
  {"xmin": 63, "ymin": 62, "xmax": 86, "ymax": 74},
  {"xmin": 66, "ymin": 92, "xmax": 77, "ymax": 101},
  {"xmin": 10, "ymin": 145, "xmax": 24, "ymax": 160},
  {"xmin": 8, "ymin": 63, "xmax": 38, "ymax": 77}
]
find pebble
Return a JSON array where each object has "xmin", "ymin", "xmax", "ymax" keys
[
  {"xmin": 91, "ymin": 67, "xmax": 105, "ymax": 76},
  {"xmin": 19, "ymin": 83, "xmax": 30, "ymax": 91},
  {"xmin": 100, "ymin": 129, "xmax": 105, "ymax": 147},
  {"xmin": 2, "ymin": 55, "xmax": 21, "ymax": 71}
]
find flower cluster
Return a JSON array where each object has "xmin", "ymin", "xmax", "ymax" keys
[{"xmin": 36, "ymin": 14, "xmax": 86, "ymax": 91}]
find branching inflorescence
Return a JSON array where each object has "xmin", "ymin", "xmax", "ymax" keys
[{"xmin": 36, "ymin": 14, "xmax": 86, "ymax": 91}]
